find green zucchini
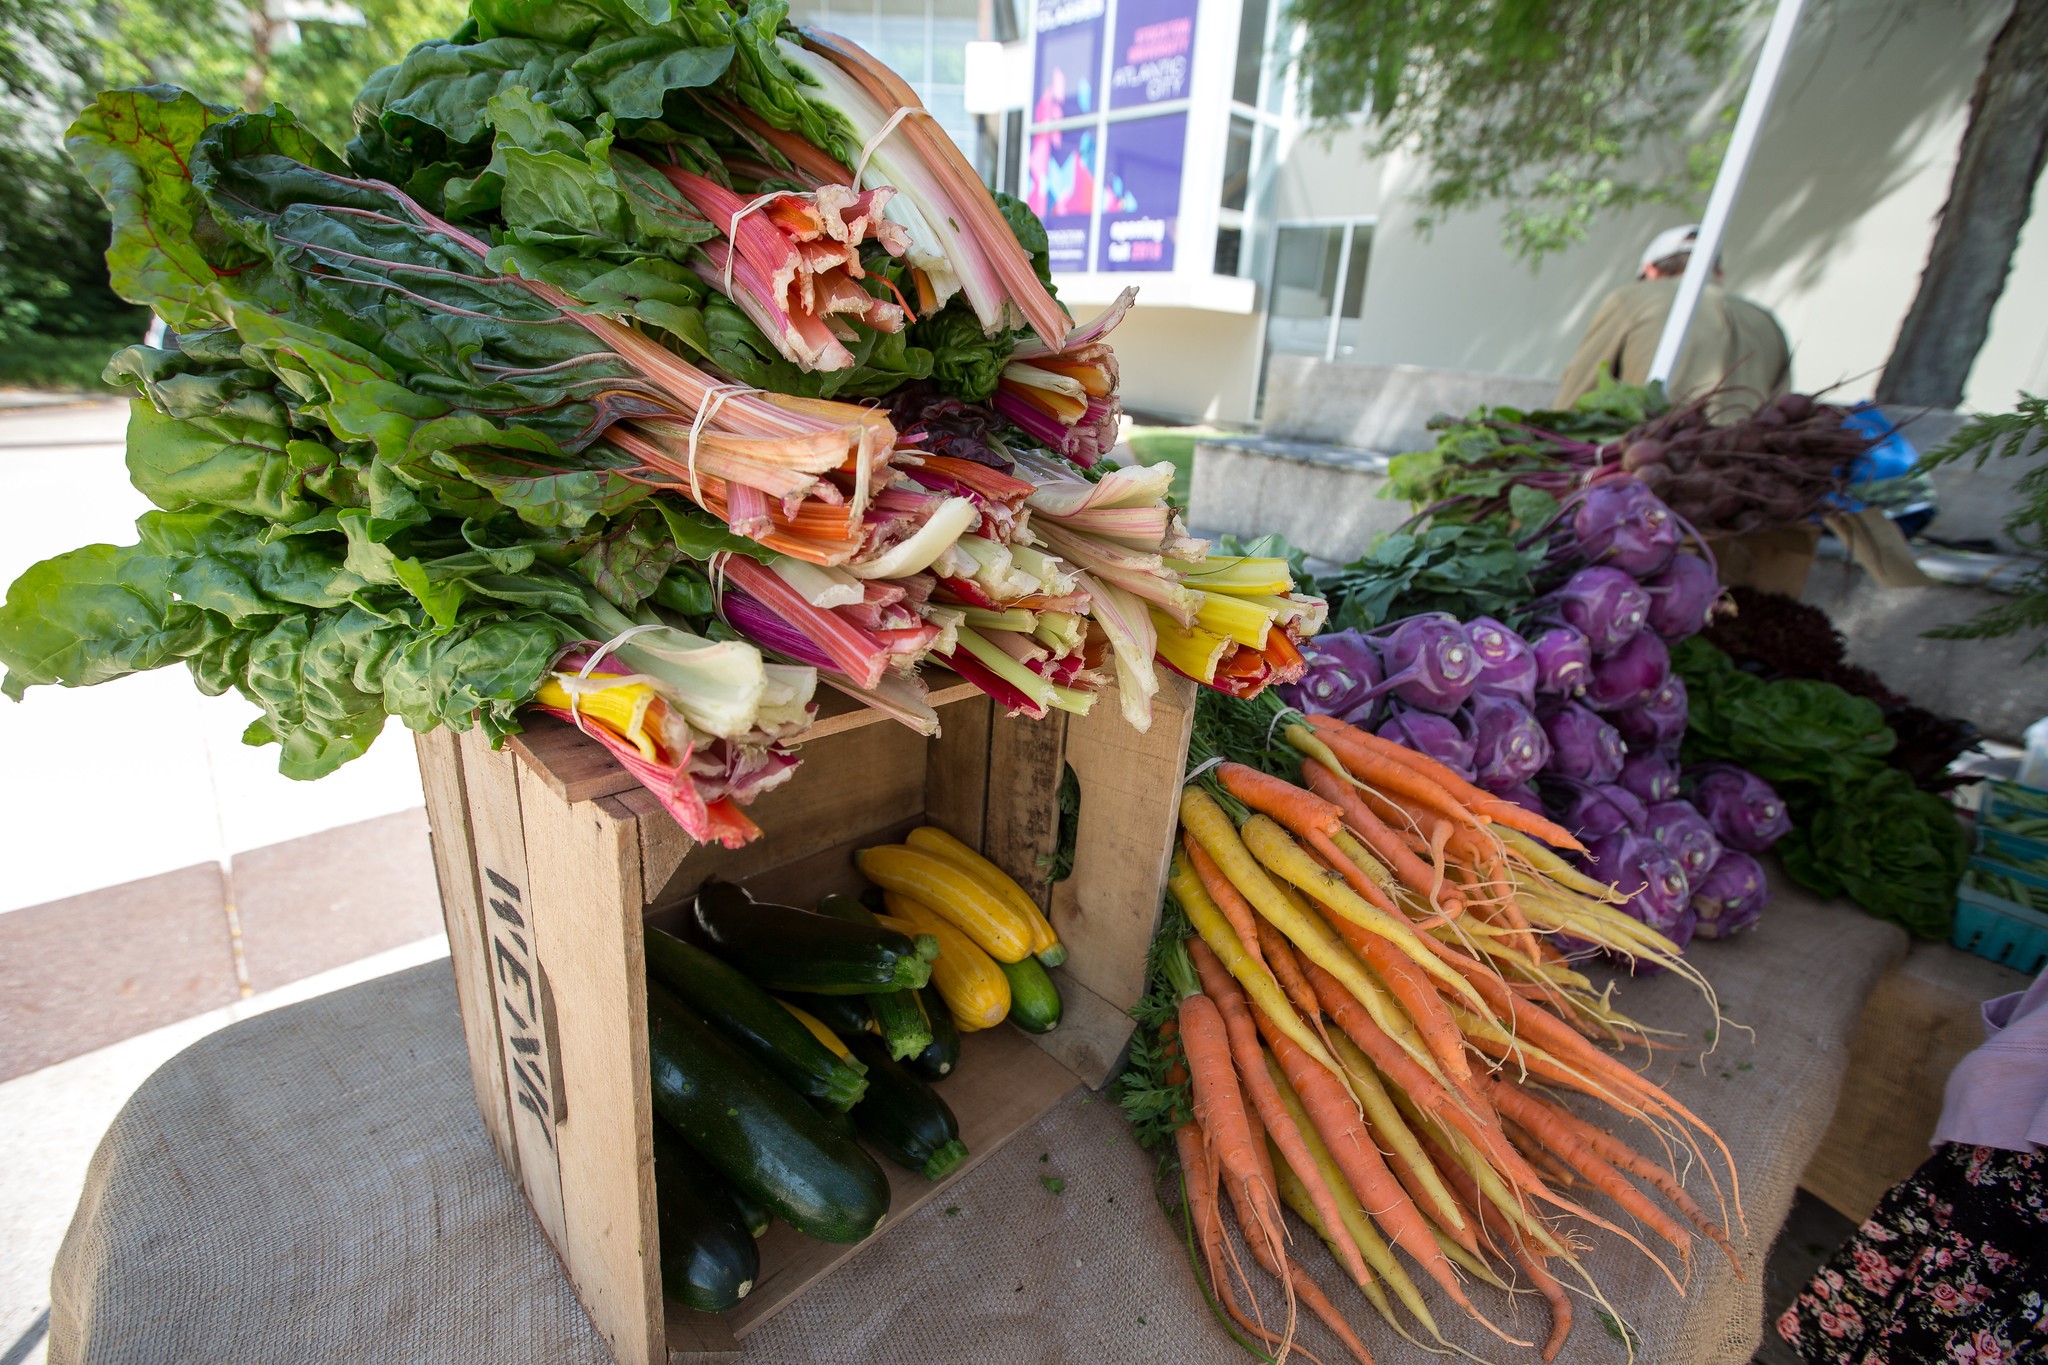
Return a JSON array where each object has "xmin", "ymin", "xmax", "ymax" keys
[
  {"xmin": 905, "ymin": 984, "xmax": 961, "ymax": 1081},
  {"xmin": 647, "ymin": 981, "xmax": 891, "ymax": 1243},
  {"xmin": 694, "ymin": 881, "xmax": 936, "ymax": 994},
  {"xmin": 785, "ymin": 991, "xmax": 876, "ymax": 1038},
  {"xmin": 726, "ymin": 1182, "xmax": 771, "ymax": 1239},
  {"xmin": 844, "ymin": 1032, "xmax": 969, "ymax": 1180},
  {"xmin": 811, "ymin": 1096, "xmax": 859, "ymax": 1142},
  {"xmin": 997, "ymin": 955, "xmax": 1062, "ymax": 1034},
  {"xmin": 652, "ymin": 1124, "xmax": 759, "ymax": 1311},
  {"xmin": 646, "ymin": 925, "xmax": 868, "ymax": 1109},
  {"xmin": 816, "ymin": 894, "xmax": 936, "ymax": 1060}
]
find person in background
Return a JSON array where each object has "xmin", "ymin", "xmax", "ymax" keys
[
  {"xmin": 1777, "ymin": 968, "xmax": 2048, "ymax": 1362},
  {"xmin": 1555, "ymin": 224, "xmax": 1792, "ymax": 420}
]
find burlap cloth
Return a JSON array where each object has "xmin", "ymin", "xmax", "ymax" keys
[{"xmin": 49, "ymin": 878, "xmax": 1906, "ymax": 1365}]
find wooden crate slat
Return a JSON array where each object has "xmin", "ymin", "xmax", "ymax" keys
[
  {"xmin": 921, "ymin": 694, "xmax": 992, "ymax": 848},
  {"xmin": 981, "ymin": 708, "xmax": 1068, "ymax": 908},
  {"xmin": 1050, "ymin": 675, "xmax": 1197, "ymax": 1017},
  {"xmin": 413, "ymin": 730, "xmax": 520, "ymax": 1175},
  {"xmin": 1026, "ymin": 973, "xmax": 1142, "ymax": 1091},
  {"xmin": 521, "ymin": 778, "xmax": 665, "ymax": 1365},
  {"xmin": 457, "ymin": 727, "xmax": 571, "ymax": 1256}
]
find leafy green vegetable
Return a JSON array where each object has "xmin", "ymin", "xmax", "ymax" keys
[
  {"xmin": 913, "ymin": 301, "xmax": 1009, "ymax": 402},
  {"xmin": 1779, "ymin": 770, "xmax": 1968, "ymax": 939},
  {"xmin": 1382, "ymin": 375, "xmax": 1658, "ymax": 521},
  {"xmin": 1316, "ymin": 521, "xmax": 1545, "ymax": 631},
  {"xmin": 1672, "ymin": 637, "xmax": 1966, "ymax": 937}
]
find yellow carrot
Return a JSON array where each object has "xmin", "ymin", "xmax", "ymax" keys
[
  {"xmin": 1167, "ymin": 853, "xmax": 1345, "ymax": 1084},
  {"xmin": 1240, "ymin": 813, "xmax": 1488, "ymax": 1014},
  {"xmin": 1328, "ymin": 1032, "xmax": 1469, "ymax": 1240},
  {"xmin": 1181, "ymin": 792, "xmax": 1443, "ymax": 1082}
]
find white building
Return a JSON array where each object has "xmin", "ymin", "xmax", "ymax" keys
[{"xmin": 843, "ymin": 0, "xmax": 2047, "ymax": 425}]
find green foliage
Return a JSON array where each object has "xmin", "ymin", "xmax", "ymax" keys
[
  {"xmin": 913, "ymin": 301, "xmax": 1008, "ymax": 401},
  {"xmin": 1116, "ymin": 895, "xmax": 1195, "ymax": 1152},
  {"xmin": 1917, "ymin": 393, "xmax": 2048, "ymax": 660},
  {"xmin": 1317, "ymin": 521, "xmax": 1546, "ymax": 631},
  {"xmin": 1288, "ymin": 0, "xmax": 1753, "ymax": 257},
  {"xmin": 1673, "ymin": 637, "xmax": 1967, "ymax": 937}
]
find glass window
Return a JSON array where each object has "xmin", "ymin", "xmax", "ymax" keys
[
  {"xmin": 1333, "ymin": 222, "xmax": 1374, "ymax": 362},
  {"xmin": 1213, "ymin": 226, "xmax": 1243, "ymax": 277},
  {"xmin": 1220, "ymin": 115, "xmax": 1254, "ymax": 212},
  {"xmin": 930, "ymin": 16, "xmax": 977, "ymax": 82},
  {"xmin": 1232, "ymin": 0, "xmax": 1270, "ymax": 107},
  {"xmin": 1259, "ymin": 220, "xmax": 1374, "ymax": 405}
]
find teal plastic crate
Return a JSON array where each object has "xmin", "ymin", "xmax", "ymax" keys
[{"xmin": 1953, "ymin": 860, "xmax": 2048, "ymax": 975}]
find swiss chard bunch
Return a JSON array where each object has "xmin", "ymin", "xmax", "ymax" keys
[{"xmin": 1671, "ymin": 637, "xmax": 1966, "ymax": 936}]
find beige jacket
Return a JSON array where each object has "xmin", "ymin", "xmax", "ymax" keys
[{"xmin": 1555, "ymin": 277, "xmax": 1792, "ymax": 419}]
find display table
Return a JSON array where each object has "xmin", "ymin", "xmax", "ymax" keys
[{"xmin": 48, "ymin": 879, "xmax": 1907, "ymax": 1365}]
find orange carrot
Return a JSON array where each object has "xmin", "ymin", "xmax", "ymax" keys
[
  {"xmin": 1485, "ymin": 1079, "xmax": 1694, "ymax": 1262},
  {"xmin": 1253, "ymin": 999, "xmax": 1510, "ymax": 1339},
  {"xmin": 1184, "ymin": 835, "xmax": 1269, "ymax": 973},
  {"xmin": 1221, "ymin": 1154, "xmax": 1379, "ymax": 1365},
  {"xmin": 1219, "ymin": 761, "xmax": 1345, "ymax": 839},
  {"xmin": 1423, "ymin": 1133, "xmax": 1575, "ymax": 1363},
  {"xmin": 1254, "ymin": 919, "xmax": 1329, "ymax": 1038},
  {"xmin": 1177, "ymin": 1120, "xmax": 1318, "ymax": 1364},
  {"xmin": 1300, "ymin": 716, "xmax": 1485, "ymax": 829},
  {"xmin": 1302, "ymin": 760, "xmax": 1466, "ymax": 919},
  {"xmin": 1305, "ymin": 900, "xmax": 1474, "ymax": 1090},
  {"xmin": 1496, "ymin": 1080, "xmax": 1741, "ymax": 1273},
  {"xmin": 1305, "ymin": 713, "xmax": 1585, "ymax": 850},
  {"xmin": 1188, "ymin": 938, "xmax": 1374, "ymax": 1290},
  {"xmin": 1430, "ymin": 940, "xmax": 1743, "ymax": 1223}
]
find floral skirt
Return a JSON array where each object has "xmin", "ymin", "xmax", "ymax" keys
[{"xmin": 1778, "ymin": 1143, "xmax": 2048, "ymax": 1364}]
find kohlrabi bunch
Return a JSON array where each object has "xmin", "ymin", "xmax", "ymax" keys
[{"xmin": 1292, "ymin": 471, "xmax": 1795, "ymax": 959}]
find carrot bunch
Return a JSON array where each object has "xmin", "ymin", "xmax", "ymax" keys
[{"xmin": 1124, "ymin": 712, "xmax": 1746, "ymax": 1364}]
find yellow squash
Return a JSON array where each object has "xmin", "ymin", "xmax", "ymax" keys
[
  {"xmin": 879, "ymin": 896, "xmax": 1008, "ymax": 1029},
  {"xmin": 776, "ymin": 998, "xmax": 858, "ymax": 1061},
  {"xmin": 857, "ymin": 844, "xmax": 1034, "ymax": 964},
  {"xmin": 903, "ymin": 826, "xmax": 1064, "ymax": 965}
]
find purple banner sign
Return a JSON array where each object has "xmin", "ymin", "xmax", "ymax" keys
[
  {"xmin": 1109, "ymin": 0, "xmax": 1197, "ymax": 110},
  {"xmin": 1030, "ymin": 0, "xmax": 1106, "ymax": 270},
  {"xmin": 1095, "ymin": 112, "xmax": 1184, "ymax": 272}
]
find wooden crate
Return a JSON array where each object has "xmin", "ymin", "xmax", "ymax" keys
[{"xmin": 414, "ymin": 675, "xmax": 1196, "ymax": 1363}]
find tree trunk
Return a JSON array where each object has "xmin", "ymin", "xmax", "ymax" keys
[
  {"xmin": 1875, "ymin": 0, "xmax": 2048, "ymax": 409},
  {"xmin": 243, "ymin": 1, "xmax": 273, "ymax": 110}
]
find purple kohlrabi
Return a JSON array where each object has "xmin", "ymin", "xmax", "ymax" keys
[
  {"xmin": 1645, "ymin": 799, "xmax": 1723, "ymax": 880},
  {"xmin": 1583, "ymin": 828, "xmax": 1693, "ymax": 949},
  {"xmin": 1616, "ymin": 750, "xmax": 1682, "ymax": 804},
  {"xmin": 1468, "ymin": 693, "xmax": 1551, "ymax": 792},
  {"xmin": 1497, "ymin": 785, "xmax": 1547, "ymax": 818},
  {"xmin": 1644, "ymin": 552, "xmax": 1723, "ymax": 641},
  {"xmin": 1530, "ymin": 624, "xmax": 1594, "ymax": 697},
  {"xmin": 1573, "ymin": 476, "xmax": 1681, "ymax": 578},
  {"xmin": 1609, "ymin": 676, "xmax": 1689, "ymax": 749},
  {"xmin": 1539, "ymin": 701, "xmax": 1627, "ymax": 784},
  {"xmin": 1689, "ymin": 767, "xmax": 1792, "ymax": 852},
  {"xmin": 1550, "ymin": 566, "xmax": 1651, "ymax": 657},
  {"xmin": 1277, "ymin": 630, "xmax": 1383, "ymax": 726},
  {"xmin": 1584, "ymin": 630, "xmax": 1671, "ymax": 712},
  {"xmin": 1547, "ymin": 780, "xmax": 1648, "ymax": 842},
  {"xmin": 1378, "ymin": 704, "xmax": 1476, "ymax": 779},
  {"xmin": 1691, "ymin": 850, "xmax": 1768, "ymax": 939},
  {"xmin": 1362, "ymin": 613, "xmax": 1480, "ymax": 714},
  {"xmin": 1464, "ymin": 616, "xmax": 1538, "ymax": 708}
]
